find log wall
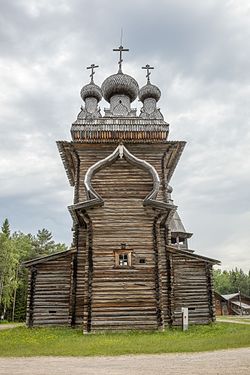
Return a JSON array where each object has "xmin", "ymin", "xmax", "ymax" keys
[
  {"xmin": 26, "ymin": 141, "xmax": 216, "ymax": 331},
  {"xmin": 71, "ymin": 142, "xmax": 216, "ymax": 331},
  {"xmin": 27, "ymin": 254, "xmax": 72, "ymax": 327},
  {"xmin": 171, "ymin": 254, "xmax": 215, "ymax": 325},
  {"xmin": 83, "ymin": 157, "xmax": 159, "ymax": 331}
]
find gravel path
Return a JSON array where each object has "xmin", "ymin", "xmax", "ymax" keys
[
  {"xmin": 0, "ymin": 324, "xmax": 24, "ymax": 330},
  {"xmin": 0, "ymin": 348, "xmax": 249, "ymax": 375},
  {"xmin": 217, "ymin": 319, "xmax": 250, "ymax": 325}
]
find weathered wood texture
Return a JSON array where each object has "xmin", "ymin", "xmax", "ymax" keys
[
  {"xmin": 71, "ymin": 118, "xmax": 169, "ymax": 143},
  {"xmin": 72, "ymin": 144, "xmax": 216, "ymax": 331},
  {"xmin": 171, "ymin": 255, "xmax": 215, "ymax": 325},
  {"xmin": 70, "ymin": 154, "xmax": 160, "ymax": 331},
  {"xmin": 27, "ymin": 254, "xmax": 73, "ymax": 327},
  {"xmin": 26, "ymin": 141, "xmax": 217, "ymax": 331},
  {"xmin": 87, "ymin": 159, "xmax": 158, "ymax": 331}
]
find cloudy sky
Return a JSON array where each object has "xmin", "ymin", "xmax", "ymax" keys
[{"xmin": 0, "ymin": 0, "xmax": 249, "ymax": 271}]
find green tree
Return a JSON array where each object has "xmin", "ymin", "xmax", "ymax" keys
[
  {"xmin": 0, "ymin": 220, "xmax": 68, "ymax": 321},
  {"xmin": 32, "ymin": 229, "xmax": 55, "ymax": 256},
  {"xmin": 0, "ymin": 233, "xmax": 19, "ymax": 319},
  {"xmin": 31, "ymin": 228, "xmax": 67, "ymax": 257},
  {"xmin": 10, "ymin": 232, "xmax": 33, "ymax": 321},
  {"xmin": 1, "ymin": 218, "xmax": 10, "ymax": 238},
  {"xmin": 213, "ymin": 268, "xmax": 250, "ymax": 296}
]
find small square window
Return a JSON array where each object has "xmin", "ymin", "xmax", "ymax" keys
[
  {"xmin": 171, "ymin": 237, "xmax": 177, "ymax": 244},
  {"xmin": 119, "ymin": 253, "xmax": 128, "ymax": 266},
  {"xmin": 114, "ymin": 250, "xmax": 132, "ymax": 268},
  {"xmin": 139, "ymin": 258, "xmax": 146, "ymax": 264}
]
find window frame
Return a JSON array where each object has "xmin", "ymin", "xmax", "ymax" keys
[{"xmin": 114, "ymin": 249, "xmax": 133, "ymax": 268}]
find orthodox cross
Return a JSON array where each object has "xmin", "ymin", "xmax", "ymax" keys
[
  {"xmin": 142, "ymin": 64, "xmax": 154, "ymax": 83},
  {"xmin": 113, "ymin": 45, "xmax": 129, "ymax": 73},
  {"xmin": 87, "ymin": 64, "xmax": 99, "ymax": 83}
]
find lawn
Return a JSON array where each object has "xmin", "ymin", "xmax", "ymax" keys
[{"xmin": 0, "ymin": 323, "xmax": 250, "ymax": 357}]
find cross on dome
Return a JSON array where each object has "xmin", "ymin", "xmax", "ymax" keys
[
  {"xmin": 87, "ymin": 64, "xmax": 99, "ymax": 83},
  {"xmin": 142, "ymin": 64, "xmax": 154, "ymax": 83},
  {"xmin": 113, "ymin": 45, "xmax": 129, "ymax": 73}
]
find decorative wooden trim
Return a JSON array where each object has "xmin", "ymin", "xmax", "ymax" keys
[
  {"xmin": 58, "ymin": 141, "xmax": 186, "ymax": 198},
  {"xmin": 71, "ymin": 118, "xmax": 169, "ymax": 143},
  {"xmin": 68, "ymin": 144, "xmax": 177, "ymax": 225},
  {"xmin": 73, "ymin": 148, "xmax": 80, "ymax": 204},
  {"xmin": 162, "ymin": 142, "xmax": 186, "ymax": 183},
  {"xmin": 84, "ymin": 143, "xmax": 160, "ymax": 201},
  {"xmin": 57, "ymin": 141, "xmax": 76, "ymax": 186}
]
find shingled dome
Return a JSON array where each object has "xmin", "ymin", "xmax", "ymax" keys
[
  {"xmin": 139, "ymin": 82, "xmax": 161, "ymax": 102},
  {"xmin": 101, "ymin": 72, "xmax": 139, "ymax": 103},
  {"xmin": 80, "ymin": 82, "xmax": 102, "ymax": 102}
]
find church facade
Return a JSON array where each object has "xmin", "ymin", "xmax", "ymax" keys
[{"xmin": 24, "ymin": 47, "xmax": 219, "ymax": 332}]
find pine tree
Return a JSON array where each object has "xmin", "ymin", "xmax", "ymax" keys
[
  {"xmin": 1, "ymin": 218, "xmax": 10, "ymax": 238},
  {"xmin": 32, "ymin": 229, "xmax": 55, "ymax": 256}
]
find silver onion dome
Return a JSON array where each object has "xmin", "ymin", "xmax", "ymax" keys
[
  {"xmin": 101, "ymin": 73, "xmax": 139, "ymax": 103},
  {"xmin": 138, "ymin": 82, "xmax": 161, "ymax": 102},
  {"xmin": 80, "ymin": 82, "xmax": 102, "ymax": 102}
]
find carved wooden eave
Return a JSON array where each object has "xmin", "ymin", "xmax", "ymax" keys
[
  {"xmin": 57, "ymin": 139, "xmax": 185, "ymax": 188},
  {"xmin": 57, "ymin": 141, "xmax": 76, "ymax": 186},
  {"xmin": 23, "ymin": 248, "xmax": 77, "ymax": 267},
  {"xmin": 162, "ymin": 141, "xmax": 186, "ymax": 183},
  {"xmin": 68, "ymin": 144, "xmax": 177, "ymax": 225},
  {"xmin": 167, "ymin": 245, "xmax": 220, "ymax": 265}
]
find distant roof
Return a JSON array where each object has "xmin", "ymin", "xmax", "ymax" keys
[
  {"xmin": 222, "ymin": 293, "xmax": 240, "ymax": 300},
  {"xmin": 232, "ymin": 301, "xmax": 250, "ymax": 309}
]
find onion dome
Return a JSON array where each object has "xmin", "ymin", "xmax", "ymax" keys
[
  {"xmin": 138, "ymin": 82, "xmax": 161, "ymax": 102},
  {"xmin": 101, "ymin": 73, "xmax": 139, "ymax": 103},
  {"xmin": 80, "ymin": 82, "xmax": 102, "ymax": 102}
]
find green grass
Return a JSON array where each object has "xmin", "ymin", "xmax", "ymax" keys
[{"xmin": 0, "ymin": 323, "xmax": 250, "ymax": 357}]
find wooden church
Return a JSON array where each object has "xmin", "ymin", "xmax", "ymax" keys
[{"xmin": 24, "ymin": 46, "xmax": 220, "ymax": 332}]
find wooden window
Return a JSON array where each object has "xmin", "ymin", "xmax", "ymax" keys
[
  {"xmin": 171, "ymin": 237, "xmax": 177, "ymax": 244},
  {"xmin": 114, "ymin": 250, "xmax": 132, "ymax": 268}
]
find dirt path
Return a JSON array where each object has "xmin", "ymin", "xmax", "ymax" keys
[
  {"xmin": 0, "ymin": 348, "xmax": 249, "ymax": 375},
  {"xmin": 217, "ymin": 319, "xmax": 250, "ymax": 325},
  {"xmin": 0, "ymin": 323, "xmax": 24, "ymax": 330}
]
